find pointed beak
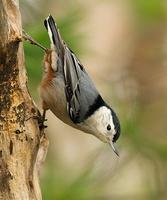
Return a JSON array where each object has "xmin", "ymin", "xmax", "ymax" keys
[{"xmin": 109, "ymin": 141, "xmax": 119, "ymax": 157}]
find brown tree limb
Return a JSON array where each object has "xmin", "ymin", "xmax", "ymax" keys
[
  {"xmin": 0, "ymin": 0, "xmax": 48, "ymax": 199},
  {"xmin": 22, "ymin": 31, "xmax": 48, "ymax": 52}
]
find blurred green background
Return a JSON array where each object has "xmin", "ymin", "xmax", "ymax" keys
[{"xmin": 20, "ymin": 0, "xmax": 167, "ymax": 199}]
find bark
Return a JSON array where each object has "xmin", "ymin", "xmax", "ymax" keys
[{"xmin": 0, "ymin": 0, "xmax": 48, "ymax": 199}]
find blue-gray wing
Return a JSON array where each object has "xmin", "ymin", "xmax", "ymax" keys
[{"xmin": 64, "ymin": 46, "xmax": 103, "ymax": 123}]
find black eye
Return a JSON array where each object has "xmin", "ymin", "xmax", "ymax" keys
[{"xmin": 107, "ymin": 124, "xmax": 111, "ymax": 131}]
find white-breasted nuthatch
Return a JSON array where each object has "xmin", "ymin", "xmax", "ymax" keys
[{"xmin": 40, "ymin": 15, "xmax": 121, "ymax": 156}]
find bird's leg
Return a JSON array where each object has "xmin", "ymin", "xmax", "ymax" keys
[
  {"xmin": 38, "ymin": 109, "xmax": 47, "ymax": 130},
  {"xmin": 37, "ymin": 101, "xmax": 49, "ymax": 130},
  {"xmin": 22, "ymin": 30, "xmax": 48, "ymax": 52},
  {"xmin": 42, "ymin": 109, "xmax": 47, "ymax": 124}
]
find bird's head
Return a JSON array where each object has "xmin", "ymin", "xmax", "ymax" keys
[{"xmin": 83, "ymin": 106, "xmax": 120, "ymax": 156}]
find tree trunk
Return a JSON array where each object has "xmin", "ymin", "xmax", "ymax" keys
[{"xmin": 0, "ymin": 0, "xmax": 48, "ymax": 199}]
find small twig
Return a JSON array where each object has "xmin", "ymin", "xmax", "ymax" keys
[{"xmin": 22, "ymin": 30, "xmax": 48, "ymax": 52}]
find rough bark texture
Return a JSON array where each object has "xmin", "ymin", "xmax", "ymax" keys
[{"xmin": 0, "ymin": 0, "xmax": 48, "ymax": 199}]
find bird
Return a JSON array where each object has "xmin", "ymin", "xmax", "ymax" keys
[{"xmin": 40, "ymin": 15, "xmax": 121, "ymax": 156}]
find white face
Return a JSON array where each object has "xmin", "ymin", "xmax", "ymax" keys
[
  {"xmin": 78, "ymin": 106, "xmax": 119, "ymax": 156},
  {"xmin": 82, "ymin": 106, "xmax": 116, "ymax": 143}
]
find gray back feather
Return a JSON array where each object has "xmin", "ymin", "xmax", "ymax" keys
[{"xmin": 64, "ymin": 46, "xmax": 100, "ymax": 123}]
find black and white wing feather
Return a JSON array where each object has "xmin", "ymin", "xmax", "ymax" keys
[{"xmin": 64, "ymin": 47, "xmax": 104, "ymax": 123}]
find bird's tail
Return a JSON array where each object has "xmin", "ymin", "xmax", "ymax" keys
[{"xmin": 44, "ymin": 15, "xmax": 64, "ymax": 58}]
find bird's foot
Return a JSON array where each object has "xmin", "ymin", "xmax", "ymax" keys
[{"xmin": 25, "ymin": 110, "xmax": 47, "ymax": 130}]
